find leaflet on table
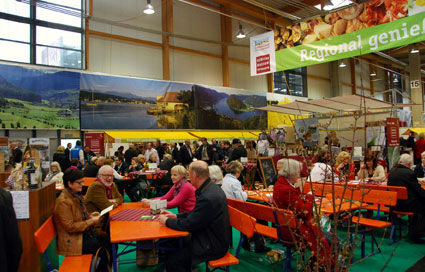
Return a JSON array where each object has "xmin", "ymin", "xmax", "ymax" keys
[
  {"xmin": 100, "ymin": 205, "xmax": 114, "ymax": 216},
  {"xmin": 150, "ymin": 199, "xmax": 167, "ymax": 211},
  {"xmin": 10, "ymin": 190, "xmax": 29, "ymax": 220}
]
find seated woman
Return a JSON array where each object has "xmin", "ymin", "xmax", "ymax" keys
[
  {"xmin": 209, "ymin": 165, "xmax": 223, "ymax": 187},
  {"xmin": 142, "ymin": 165, "xmax": 195, "ymax": 213},
  {"xmin": 128, "ymin": 157, "xmax": 142, "ymax": 173},
  {"xmin": 334, "ymin": 151, "xmax": 355, "ymax": 181},
  {"xmin": 273, "ymin": 158, "xmax": 334, "ymax": 268},
  {"xmin": 357, "ymin": 154, "xmax": 386, "ymax": 183},
  {"xmin": 53, "ymin": 168, "xmax": 109, "ymax": 270},
  {"xmin": 221, "ymin": 160, "xmax": 247, "ymax": 201},
  {"xmin": 137, "ymin": 154, "xmax": 145, "ymax": 169},
  {"xmin": 44, "ymin": 161, "xmax": 64, "ymax": 185},
  {"xmin": 309, "ymin": 150, "xmax": 334, "ymax": 182},
  {"xmin": 148, "ymin": 153, "xmax": 159, "ymax": 164}
]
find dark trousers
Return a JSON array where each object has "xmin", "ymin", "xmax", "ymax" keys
[
  {"xmin": 161, "ymin": 237, "xmax": 192, "ymax": 272},
  {"xmin": 82, "ymin": 232, "xmax": 111, "ymax": 271}
]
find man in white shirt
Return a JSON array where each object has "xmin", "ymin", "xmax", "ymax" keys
[{"xmin": 144, "ymin": 143, "xmax": 159, "ymax": 163}]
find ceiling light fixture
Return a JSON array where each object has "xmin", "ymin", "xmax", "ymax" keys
[
  {"xmin": 393, "ymin": 77, "xmax": 399, "ymax": 83},
  {"xmin": 143, "ymin": 0, "xmax": 155, "ymax": 15},
  {"xmin": 236, "ymin": 23, "xmax": 246, "ymax": 39},
  {"xmin": 411, "ymin": 48, "xmax": 420, "ymax": 54},
  {"xmin": 339, "ymin": 60, "xmax": 346, "ymax": 68},
  {"xmin": 370, "ymin": 71, "xmax": 376, "ymax": 77}
]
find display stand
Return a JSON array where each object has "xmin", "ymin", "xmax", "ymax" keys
[{"xmin": 17, "ymin": 181, "xmax": 57, "ymax": 272}]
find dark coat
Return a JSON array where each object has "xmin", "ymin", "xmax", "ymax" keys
[
  {"xmin": 53, "ymin": 151, "xmax": 70, "ymax": 172},
  {"xmin": 194, "ymin": 144, "xmax": 215, "ymax": 164},
  {"xmin": 83, "ymin": 164, "xmax": 100, "ymax": 177},
  {"xmin": 171, "ymin": 148, "xmax": 180, "ymax": 164},
  {"xmin": 11, "ymin": 147, "xmax": 22, "ymax": 164},
  {"xmin": 166, "ymin": 179, "xmax": 230, "ymax": 264},
  {"xmin": 114, "ymin": 162, "xmax": 128, "ymax": 175},
  {"xmin": 124, "ymin": 148, "xmax": 139, "ymax": 166},
  {"xmin": 388, "ymin": 164, "xmax": 425, "ymax": 212},
  {"xmin": 0, "ymin": 188, "xmax": 22, "ymax": 272},
  {"xmin": 414, "ymin": 163, "xmax": 425, "ymax": 178},
  {"xmin": 180, "ymin": 144, "xmax": 193, "ymax": 166},
  {"xmin": 158, "ymin": 158, "xmax": 176, "ymax": 186},
  {"xmin": 228, "ymin": 145, "xmax": 247, "ymax": 163},
  {"xmin": 156, "ymin": 145, "xmax": 165, "ymax": 161}
]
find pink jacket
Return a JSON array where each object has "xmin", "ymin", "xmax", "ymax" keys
[{"xmin": 156, "ymin": 180, "xmax": 196, "ymax": 213}]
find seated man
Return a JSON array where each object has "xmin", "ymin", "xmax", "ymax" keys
[
  {"xmin": 83, "ymin": 156, "xmax": 105, "ymax": 177},
  {"xmin": 84, "ymin": 165, "xmax": 123, "ymax": 234},
  {"xmin": 159, "ymin": 161, "xmax": 230, "ymax": 272},
  {"xmin": 388, "ymin": 153, "xmax": 425, "ymax": 242}
]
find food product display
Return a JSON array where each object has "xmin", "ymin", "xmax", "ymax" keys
[{"xmin": 274, "ymin": 0, "xmax": 408, "ymax": 51}]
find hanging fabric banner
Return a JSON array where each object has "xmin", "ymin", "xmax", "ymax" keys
[{"xmin": 250, "ymin": 31, "xmax": 276, "ymax": 76}]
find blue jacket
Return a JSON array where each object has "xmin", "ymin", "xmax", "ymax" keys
[{"xmin": 70, "ymin": 146, "xmax": 83, "ymax": 167}]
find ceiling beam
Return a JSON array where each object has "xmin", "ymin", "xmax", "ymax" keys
[
  {"xmin": 280, "ymin": 0, "xmax": 322, "ymax": 15},
  {"xmin": 385, "ymin": 44, "xmax": 425, "ymax": 56}
]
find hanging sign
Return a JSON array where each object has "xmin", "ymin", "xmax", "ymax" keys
[
  {"xmin": 250, "ymin": 31, "xmax": 276, "ymax": 76},
  {"xmin": 386, "ymin": 118, "xmax": 400, "ymax": 147}
]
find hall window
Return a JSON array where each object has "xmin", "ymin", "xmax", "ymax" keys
[
  {"xmin": 0, "ymin": 0, "xmax": 84, "ymax": 69},
  {"xmin": 273, "ymin": 67, "xmax": 307, "ymax": 97}
]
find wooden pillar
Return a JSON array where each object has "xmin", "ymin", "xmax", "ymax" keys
[
  {"xmin": 267, "ymin": 21, "xmax": 275, "ymax": 93},
  {"xmin": 350, "ymin": 58, "xmax": 356, "ymax": 94},
  {"xmin": 220, "ymin": 5, "xmax": 231, "ymax": 87},
  {"xmin": 369, "ymin": 63, "xmax": 374, "ymax": 97},
  {"xmin": 85, "ymin": 0, "xmax": 93, "ymax": 70},
  {"xmin": 162, "ymin": 0, "xmax": 173, "ymax": 80},
  {"xmin": 384, "ymin": 66, "xmax": 390, "ymax": 102}
]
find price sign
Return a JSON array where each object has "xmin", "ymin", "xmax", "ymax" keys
[{"xmin": 410, "ymin": 80, "xmax": 420, "ymax": 88}]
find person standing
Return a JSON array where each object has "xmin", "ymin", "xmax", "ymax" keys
[
  {"xmin": 194, "ymin": 138, "xmax": 214, "ymax": 165},
  {"xmin": 179, "ymin": 139, "xmax": 193, "ymax": 167},
  {"xmin": 10, "ymin": 143, "xmax": 23, "ymax": 165},
  {"xmin": 159, "ymin": 161, "xmax": 230, "ymax": 272},
  {"xmin": 154, "ymin": 139, "xmax": 165, "ymax": 161},
  {"xmin": 0, "ymin": 187, "xmax": 23, "ymax": 272},
  {"xmin": 125, "ymin": 144, "xmax": 139, "ymax": 166},
  {"xmin": 228, "ymin": 138, "xmax": 247, "ymax": 163},
  {"xmin": 64, "ymin": 143, "xmax": 72, "ymax": 161},
  {"xmin": 70, "ymin": 141, "xmax": 84, "ymax": 169},
  {"xmin": 144, "ymin": 143, "xmax": 159, "ymax": 164}
]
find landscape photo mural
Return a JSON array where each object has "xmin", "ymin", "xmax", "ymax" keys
[
  {"xmin": 193, "ymin": 85, "xmax": 267, "ymax": 130},
  {"xmin": 80, "ymin": 74, "xmax": 195, "ymax": 129},
  {"xmin": 0, "ymin": 63, "xmax": 80, "ymax": 129}
]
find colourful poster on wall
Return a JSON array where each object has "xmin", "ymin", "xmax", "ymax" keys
[
  {"xmin": 266, "ymin": 93, "xmax": 308, "ymax": 129},
  {"xmin": 193, "ymin": 85, "xmax": 267, "ymax": 130},
  {"xmin": 80, "ymin": 74, "xmax": 195, "ymax": 130},
  {"xmin": 0, "ymin": 63, "xmax": 80, "ymax": 129},
  {"xmin": 84, "ymin": 133, "xmax": 104, "ymax": 155},
  {"xmin": 270, "ymin": 0, "xmax": 425, "ymax": 71},
  {"xmin": 386, "ymin": 118, "xmax": 400, "ymax": 147}
]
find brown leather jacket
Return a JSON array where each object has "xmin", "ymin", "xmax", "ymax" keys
[
  {"xmin": 53, "ymin": 189, "xmax": 95, "ymax": 256},
  {"xmin": 84, "ymin": 180, "xmax": 123, "ymax": 214}
]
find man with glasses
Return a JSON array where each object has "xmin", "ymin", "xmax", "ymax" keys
[{"xmin": 84, "ymin": 165, "xmax": 123, "ymax": 234}]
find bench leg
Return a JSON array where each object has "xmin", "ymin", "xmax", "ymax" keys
[
  {"xmin": 281, "ymin": 247, "xmax": 292, "ymax": 272},
  {"xmin": 235, "ymin": 233, "xmax": 244, "ymax": 258},
  {"xmin": 112, "ymin": 243, "xmax": 118, "ymax": 272},
  {"xmin": 361, "ymin": 233, "xmax": 365, "ymax": 259}
]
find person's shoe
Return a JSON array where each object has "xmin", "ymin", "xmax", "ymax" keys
[
  {"xmin": 254, "ymin": 246, "xmax": 271, "ymax": 253},
  {"xmin": 242, "ymin": 240, "xmax": 251, "ymax": 251}
]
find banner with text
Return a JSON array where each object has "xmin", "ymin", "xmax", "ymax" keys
[
  {"xmin": 272, "ymin": 0, "xmax": 425, "ymax": 71},
  {"xmin": 250, "ymin": 31, "xmax": 276, "ymax": 76}
]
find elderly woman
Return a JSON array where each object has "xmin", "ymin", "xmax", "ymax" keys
[
  {"xmin": 273, "ymin": 158, "xmax": 333, "ymax": 268},
  {"xmin": 142, "ymin": 165, "xmax": 196, "ymax": 213},
  {"xmin": 44, "ymin": 161, "xmax": 63, "ymax": 185},
  {"xmin": 209, "ymin": 165, "xmax": 224, "ymax": 187},
  {"xmin": 357, "ymin": 154, "xmax": 386, "ymax": 183},
  {"xmin": 334, "ymin": 151, "xmax": 355, "ymax": 181},
  {"xmin": 221, "ymin": 160, "xmax": 247, "ymax": 201},
  {"xmin": 53, "ymin": 169, "xmax": 109, "ymax": 269}
]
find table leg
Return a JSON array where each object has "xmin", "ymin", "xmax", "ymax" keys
[{"xmin": 112, "ymin": 243, "xmax": 118, "ymax": 272}]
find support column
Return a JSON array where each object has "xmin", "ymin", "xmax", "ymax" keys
[
  {"xmin": 85, "ymin": 0, "xmax": 93, "ymax": 69},
  {"xmin": 350, "ymin": 58, "xmax": 356, "ymax": 94},
  {"xmin": 162, "ymin": 0, "xmax": 173, "ymax": 80},
  {"xmin": 410, "ymin": 48, "xmax": 424, "ymax": 127},
  {"xmin": 220, "ymin": 5, "xmax": 231, "ymax": 87},
  {"xmin": 369, "ymin": 63, "xmax": 375, "ymax": 97},
  {"xmin": 329, "ymin": 61, "xmax": 341, "ymax": 97}
]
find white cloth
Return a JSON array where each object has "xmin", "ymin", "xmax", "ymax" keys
[
  {"xmin": 257, "ymin": 140, "xmax": 269, "ymax": 156},
  {"xmin": 113, "ymin": 169, "xmax": 123, "ymax": 180},
  {"xmin": 221, "ymin": 174, "xmax": 247, "ymax": 201},
  {"xmin": 309, "ymin": 162, "xmax": 334, "ymax": 182}
]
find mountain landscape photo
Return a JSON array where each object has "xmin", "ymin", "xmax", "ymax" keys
[{"xmin": 0, "ymin": 64, "xmax": 80, "ymax": 129}]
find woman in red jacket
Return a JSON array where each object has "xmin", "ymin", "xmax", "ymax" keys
[
  {"xmin": 273, "ymin": 158, "xmax": 334, "ymax": 268},
  {"xmin": 334, "ymin": 151, "xmax": 356, "ymax": 181}
]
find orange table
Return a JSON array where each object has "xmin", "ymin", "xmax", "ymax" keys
[
  {"xmin": 319, "ymin": 200, "xmax": 360, "ymax": 215},
  {"xmin": 110, "ymin": 203, "xmax": 188, "ymax": 271},
  {"xmin": 247, "ymin": 190, "xmax": 273, "ymax": 202},
  {"xmin": 83, "ymin": 177, "xmax": 96, "ymax": 187}
]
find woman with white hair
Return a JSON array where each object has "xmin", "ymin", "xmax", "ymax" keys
[
  {"xmin": 44, "ymin": 161, "xmax": 64, "ymax": 185},
  {"xmin": 273, "ymin": 158, "xmax": 334, "ymax": 268},
  {"xmin": 221, "ymin": 161, "xmax": 247, "ymax": 201},
  {"xmin": 208, "ymin": 165, "xmax": 223, "ymax": 187}
]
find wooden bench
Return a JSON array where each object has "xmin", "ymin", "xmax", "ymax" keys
[
  {"xmin": 206, "ymin": 206, "xmax": 256, "ymax": 272},
  {"xmin": 34, "ymin": 216, "xmax": 93, "ymax": 272},
  {"xmin": 227, "ymin": 198, "xmax": 296, "ymax": 272},
  {"xmin": 332, "ymin": 187, "xmax": 397, "ymax": 259}
]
